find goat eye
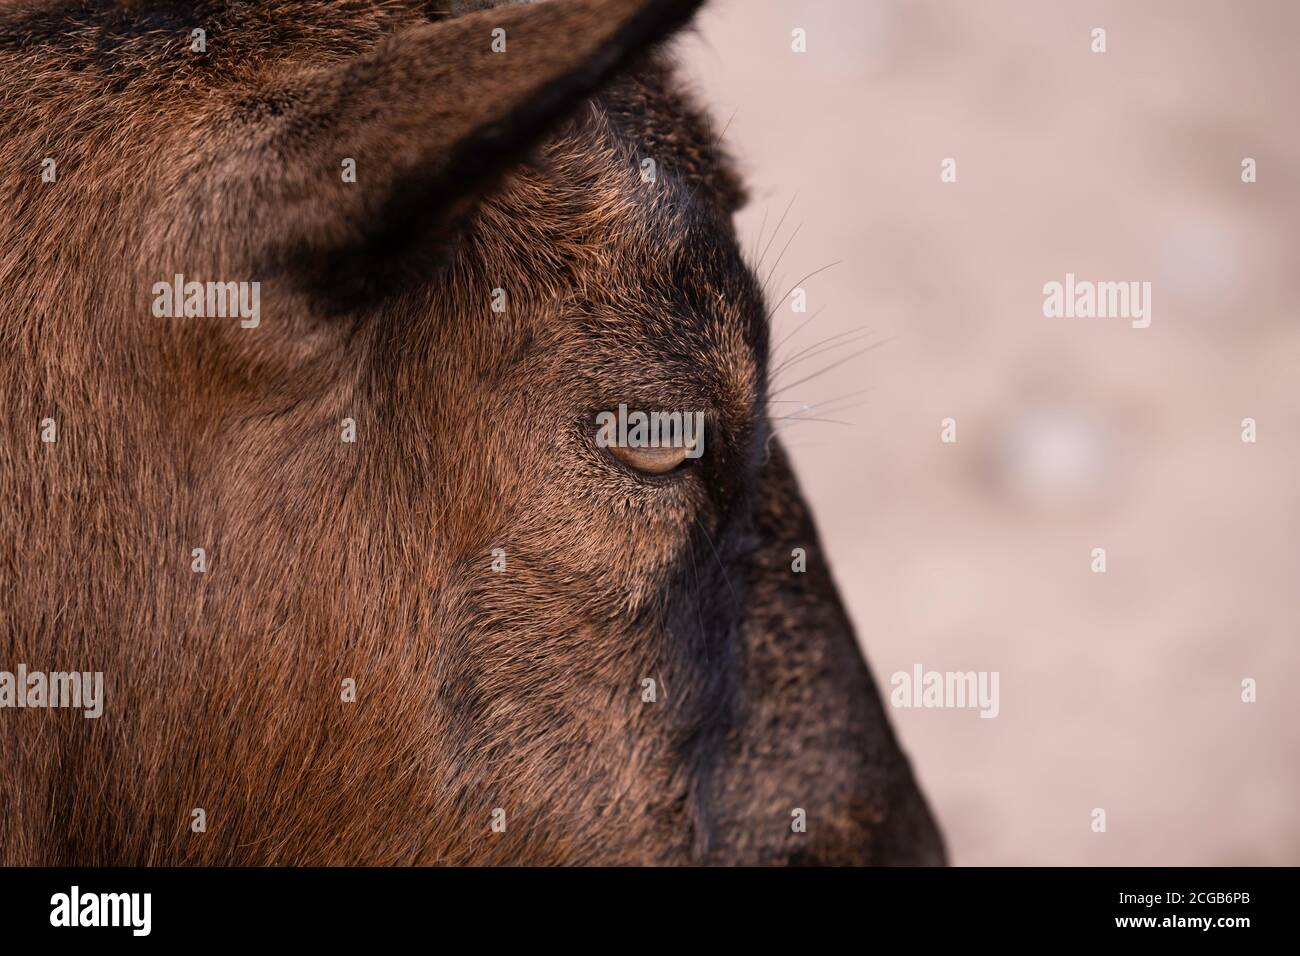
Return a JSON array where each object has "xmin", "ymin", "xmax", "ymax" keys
[
  {"xmin": 607, "ymin": 442, "xmax": 693, "ymax": 475},
  {"xmin": 593, "ymin": 408, "xmax": 705, "ymax": 476}
]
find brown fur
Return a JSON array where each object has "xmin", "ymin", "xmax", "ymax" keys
[{"xmin": 0, "ymin": 0, "xmax": 944, "ymax": 864}]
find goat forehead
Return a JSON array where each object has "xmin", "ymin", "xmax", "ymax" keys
[{"xmin": 470, "ymin": 124, "xmax": 766, "ymax": 394}]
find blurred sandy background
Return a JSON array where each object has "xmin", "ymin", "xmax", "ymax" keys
[{"xmin": 678, "ymin": 0, "xmax": 1300, "ymax": 865}]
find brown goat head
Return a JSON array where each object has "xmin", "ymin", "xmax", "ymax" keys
[{"xmin": 0, "ymin": 0, "xmax": 945, "ymax": 865}]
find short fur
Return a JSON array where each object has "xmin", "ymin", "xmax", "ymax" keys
[{"xmin": 0, "ymin": 0, "xmax": 944, "ymax": 865}]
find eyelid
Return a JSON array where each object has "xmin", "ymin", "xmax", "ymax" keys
[
  {"xmin": 606, "ymin": 441, "xmax": 694, "ymax": 475},
  {"xmin": 588, "ymin": 407, "xmax": 707, "ymax": 478}
]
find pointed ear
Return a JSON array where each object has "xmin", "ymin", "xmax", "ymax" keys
[{"xmin": 226, "ymin": 0, "xmax": 704, "ymax": 309}]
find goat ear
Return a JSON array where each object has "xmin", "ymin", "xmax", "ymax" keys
[{"xmin": 229, "ymin": 0, "xmax": 703, "ymax": 309}]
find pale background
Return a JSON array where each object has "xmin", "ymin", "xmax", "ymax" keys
[{"xmin": 678, "ymin": 0, "xmax": 1300, "ymax": 865}]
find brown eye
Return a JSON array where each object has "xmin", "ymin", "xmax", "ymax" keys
[
  {"xmin": 607, "ymin": 442, "xmax": 693, "ymax": 475},
  {"xmin": 593, "ymin": 407, "xmax": 706, "ymax": 476}
]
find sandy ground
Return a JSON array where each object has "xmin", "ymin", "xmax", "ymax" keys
[{"xmin": 678, "ymin": 0, "xmax": 1300, "ymax": 865}]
